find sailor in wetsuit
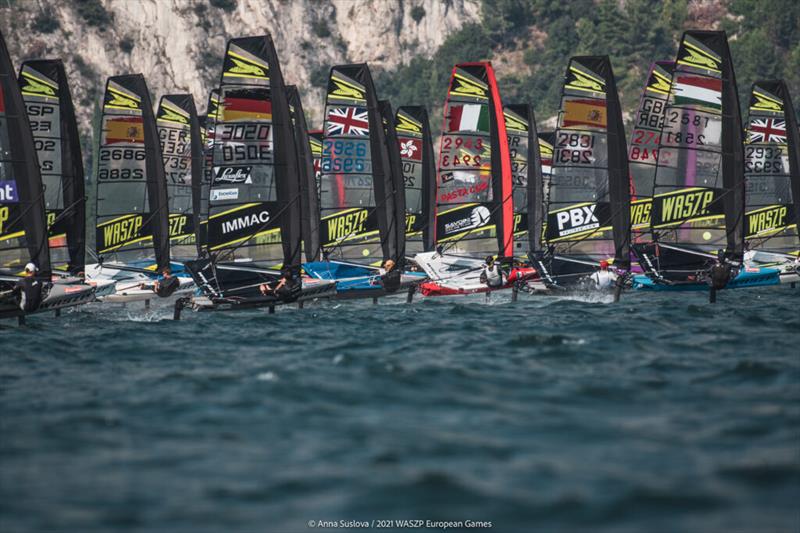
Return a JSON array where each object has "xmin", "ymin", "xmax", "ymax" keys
[
  {"xmin": 591, "ymin": 260, "xmax": 615, "ymax": 290},
  {"xmin": 140, "ymin": 267, "xmax": 180, "ymax": 297},
  {"xmin": 259, "ymin": 269, "xmax": 297, "ymax": 301},
  {"xmin": 13, "ymin": 262, "xmax": 45, "ymax": 312},
  {"xmin": 481, "ymin": 256, "xmax": 505, "ymax": 289},
  {"xmin": 379, "ymin": 259, "xmax": 402, "ymax": 293}
]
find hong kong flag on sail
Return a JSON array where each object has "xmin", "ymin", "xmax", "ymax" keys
[{"xmin": 398, "ymin": 138, "xmax": 422, "ymax": 161}]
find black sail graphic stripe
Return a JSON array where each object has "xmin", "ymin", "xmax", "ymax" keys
[{"xmin": 380, "ymin": 99, "xmax": 405, "ymax": 263}]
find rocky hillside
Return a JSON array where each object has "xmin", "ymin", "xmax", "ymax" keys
[{"xmin": 1, "ymin": 0, "xmax": 479, "ymax": 147}]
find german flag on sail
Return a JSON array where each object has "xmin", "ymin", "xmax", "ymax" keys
[
  {"xmin": 222, "ymin": 96, "xmax": 272, "ymax": 122},
  {"xmin": 104, "ymin": 116, "xmax": 144, "ymax": 144},
  {"xmin": 563, "ymin": 98, "xmax": 607, "ymax": 129}
]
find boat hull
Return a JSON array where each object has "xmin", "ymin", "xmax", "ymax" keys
[
  {"xmin": 0, "ymin": 280, "xmax": 96, "ymax": 320},
  {"xmin": 303, "ymin": 260, "xmax": 427, "ymax": 300},
  {"xmin": 632, "ymin": 267, "xmax": 781, "ymax": 291},
  {"xmin": 412, "ymin": 251, "xmax": 537, "ymax": 296}
]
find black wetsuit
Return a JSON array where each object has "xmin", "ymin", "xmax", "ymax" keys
[
  {"xmin": 381, "ymin": 269, "xmax": 402, "ymax": 293},
  {"xmin": 155, "ymin": 276, "xmax": 180, "ymax": 297},
  {"xmin": 15, "ymin": 277, "xmax": 44, "ymax": 312}
]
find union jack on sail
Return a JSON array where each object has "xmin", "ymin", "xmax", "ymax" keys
[
  {"xmin": 326, "ymin": 106, "xmax": 369, "ymax": 136},
  {"xmin": 748, "ymin": 118, "xmax": 786, "ymax": 144}
]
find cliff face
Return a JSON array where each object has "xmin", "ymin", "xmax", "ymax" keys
[{"xmin": 1, "ymin": 0, "xmax": 480, "ymax": 139}]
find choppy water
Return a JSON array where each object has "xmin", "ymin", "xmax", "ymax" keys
[{"xmin": 1, "ymin": 287, "xmax": 799, "ymax": 532}]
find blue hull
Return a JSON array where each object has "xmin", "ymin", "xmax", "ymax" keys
[
  {"xmin": 303, "ymin": 261, "xmax": 426, "ymax": 295},
  {"xmin": 632, "ymin": 268, "xmax": 781, "ymax": 291}
]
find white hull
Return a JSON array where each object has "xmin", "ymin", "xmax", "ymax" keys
[{"xmin": 85, "ymin": 262, "xmax": 195, "ymax": 303}]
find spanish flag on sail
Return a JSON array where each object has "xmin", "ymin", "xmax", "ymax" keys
[
  {"xmin": 222, "ymin": 96, "xmax": 272, "ymax": 122},
  {"xmin": 563, "ymin": 98, "xmax": 607, "ymax": 129},
  {"xmin": 103, "ymin": 116, "xmax": 144, "ymax": 144}
]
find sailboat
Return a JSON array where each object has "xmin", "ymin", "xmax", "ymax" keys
[
  {"xmin": 631, "ymin": 30, "xmax": 779, "ymax": 294},
  {"xmin": 414, "ymin": 62, "xmax": 536, "ymax": 296},
  {"xmin": 182, "ymin": 35, "xmax": 334, "ymax": 312},
  {"xmin": 396, "ymin": 105, "xmax": 436, "ymax": 256},
  {"xmin": 84, "ymin": 74, "xmax": 194, "ymax": 303},
  {"xmin": 1, "ymin": 34, "xmax": 95, "ymax": 320},
  {"xmin": 302, "ymin": 64, "xmax": 425, "ymax": 298},
  {"xmin": 741, "ymin": 80, "xmax": 800, "ymax": 284},
  {"xmin": 529, "ymin": 56, "xmax": 631, "ymax": 293}
]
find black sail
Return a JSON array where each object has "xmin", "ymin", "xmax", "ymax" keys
[
  {"xmin": 744, "ymin": 80, "xmax": 800, "ymax": 257},
  {"xmin": 379, "ymin": 99, "xmax": 405, "ymax": 264},
  {"xmin": 0, "ymin": 32, "xmax": 50, "ymax": 277},
  {"xmin": 318, "ymin": 64, "xmax": 396, "ymax": 265},
  {"xmin": 541, "ymin": 56, "xmax": 630, "ymax": 283},
  {"xmin": 503, "ymin": 104, "xmax": 544, "ymax": 258},
  {"xmin": 156, "ymin": 94, "xmax": 203, "ymax": 259},
  {"xmin": 286, "ymin": 85, "xmax": 321, "ymax": 262},
  {"xmin": 95, "ymin": 74, "xmax": 169, "ymax": 271},
  {"xmin": 18, "ymin": 59, "xmax": 85, "ymax": 274},
  {"xmin": 395, "ymin": 105, "xmax": 436, "ymax": 253},
  {"xmin": 644, "ymin": 31, "xmax": 745, "ymax": 277},
  {"xmin": 208, "ymin": 35, "xmax": 301, "ymax": 274}
]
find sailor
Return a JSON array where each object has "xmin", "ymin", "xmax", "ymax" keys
[
  {"xmin": 379, "ymin": 259, "xmax": 401, "ymax": 293},
  {"xmin": 14, "ymin": 262, "xmax": 44, "ymax": 312},
  {"xmin": 141, "ymin": 267, "xmax": 180, "ymax": 297},
  {"xmin": 260, "ymin": 269, "xmax": 297, "ymax": 301},
  {"xmin": 481, "ymin": 255, "xmax": 505, "ymax": 289},
  {"xmin": 591, "ymin": 260, "xmax": 615, "ymax": 290}
]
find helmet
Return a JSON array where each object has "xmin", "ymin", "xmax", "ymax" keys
[
  {"xmin": 24, "ymin": 262, "xmax": 37, "ymax": 273},
  {"xmin": 599, "ymin": 260, "xmax": 609, "ymax": 269}
]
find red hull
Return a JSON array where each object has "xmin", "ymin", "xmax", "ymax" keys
[{"xmin": 419, "ymin": 267, "xmax": 538, "ymax": 296}]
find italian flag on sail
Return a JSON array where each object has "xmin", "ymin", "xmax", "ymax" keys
[
  {"xmin": 673, "ymin": 75, "xmax": 722, "ymax": 111},
  {"xmin": 448, "ymin": 104, "xmax": 489, "ymax": 132}
]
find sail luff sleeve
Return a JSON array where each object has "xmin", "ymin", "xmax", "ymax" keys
[
  {"xmin": 527, "ymin": 106, "xmax": 545, "ymax": 255},
  {"xmin": 486, "ymin": 64, "xmax": 513, "ymax": 258},
  {"xmin": 380, "ymin": 99, "xmax": 405, "ymax": 263},
  {"xmin": 134, "ymin": 77, "xmax": 170, "ymax": 271},
  {"xmin": 420, "ymin": 107, "xmax": 436, "ymax": 252},
  {"xmin": 604, "ymin": 57, "xmax": 632, "ymax": 268},
  {"xmin": 718, "ymin": 32, "xmax": 746, "ymax": 261},
  {"xmin": 185, "ymin": 95, "xmax": 204, "ymax": 259},
  {"xmin": 782, "ymin": 83, "xmax": 800, "ymax": 237}
]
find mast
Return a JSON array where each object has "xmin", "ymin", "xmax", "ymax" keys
[
  {"xmin": 207, "ymin": 35, "xmax": 301, "ymax": 275},
  {"xmin": 286, "ymin": 85, "xmax": 321, "ymax": 262},
  {"xmin": 94, "ymin": 74, "xmax": 169, "ymax": 271},
  {"xmin": 18, "ymin": 59, "xmax": 85, "ymax": 274},
  {"xmin": 156, "ymin": 94, "xmax": 203, "ymax": 259},
  {"xmin": 744, "ymin": 80, "xmax": 800, "ymax": 256},
  {"xmin": 0, "ymin": 31, "xmax": 50, "ymax": 277},
  {"xmin": 434, "ymin": 62, "xmax": 512, "ymax": 258},
  {"xmin": 396, "ymin": 105, "xmax": 436, "ymax": 253}
]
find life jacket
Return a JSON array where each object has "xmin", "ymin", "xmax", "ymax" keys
[
  {"xmin": 483, "ymin": 264, "xmax": 503, "ymax": 287},
  {"xmin": 381, "ymin": 269, "xmax": 402, "ymax": 293},
  {"xmin": 592, "ymin": 270, "xmax": 615, "ymax": 290}
]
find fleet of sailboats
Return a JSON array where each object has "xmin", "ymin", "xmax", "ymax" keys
[{"xmin": 1, "ymin": 28, "xmax": 798, "ymax": 322}]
